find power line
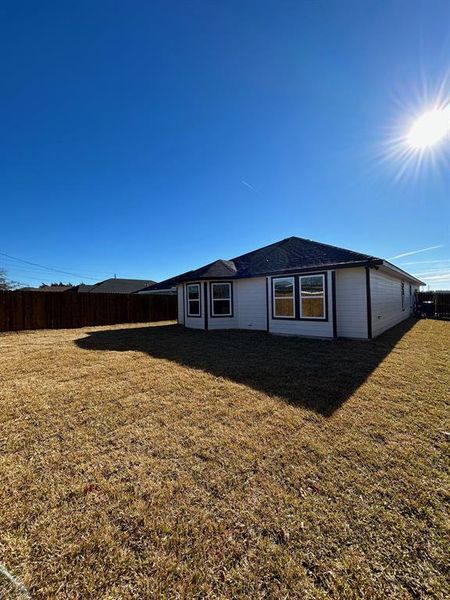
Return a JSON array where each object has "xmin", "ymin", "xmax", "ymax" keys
[
  {"xmin": 0, "ymin": 256, "xmax": 113, "ymax": 276},
  {"xmin": 5, "ymin": 274, "xmax": 74, "ymax": 284},
  {"xmin": 0, "ymin": 257, "xmax": 108, "ymax": 276},
  {"xmin": 0, "ymin": 264, "xmax": 91, "ymax": 277},
  {"xmin": 2, "ymin": 272, "xmax": 73, "ymax": 285},
  {"xmin": 0, "ymin": 251, "xmax": 111, "ymax": 281}
]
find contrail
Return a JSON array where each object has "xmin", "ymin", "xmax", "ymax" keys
[
  {"xmin": 241, "ymin": 180, "xmax": 257, "ymax": 192},
  {"xmin": 388, "ymin": 245, "xmax": 444, "ymax": 260},
  {"xmin": 397, "ymin": 259, "xmax": 450, "ymax": 266},
  {"xmin": 420, "ymin": 272, "xmax": 450, "ymax": 281}
]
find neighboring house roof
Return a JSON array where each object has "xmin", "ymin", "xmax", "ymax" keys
[
  {"xmin": 19, "ymin": 285, "xmax": 73, "ymax": 292},
  {"xmin": 146, "ymin": 236, "xmax": 425, "ymax": 290},
  {"xmin": 139, "ymin": 288, "xmax": 177, "ymax": 295},
  {"xmin": 68, "ymin": 283, "xmax": 95, "ymax": 293},
  {"xmin": 85, "ymin": 278, "xmax": 156, "ymax": 294}
]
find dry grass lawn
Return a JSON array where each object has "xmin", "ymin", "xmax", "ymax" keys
[{"xmin": 0, "ymin": 319, "xmax": 448, "ymax": 599}]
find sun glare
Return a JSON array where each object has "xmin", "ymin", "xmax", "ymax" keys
[
  {"xmin": 407, "ymin": 106, "xmax": 450, "ymax": 149},
  {"xmin": 375, "ymin": 73, "xmax": 450, "ymax": 184}
]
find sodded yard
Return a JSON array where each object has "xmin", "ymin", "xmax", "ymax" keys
[{"xmin": 0, "ymin": 319, "xmax": 448, "ymax": 599}]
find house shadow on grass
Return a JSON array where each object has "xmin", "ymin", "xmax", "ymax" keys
[{"xmin": 75, "ymin": 319, "xmax": 418, "ymax": 416}]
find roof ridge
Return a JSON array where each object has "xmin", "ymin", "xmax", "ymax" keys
[
  {"xmin": 230, "ymin": 235, "xmax": 378, "ymax": 263},
  {"xmin": 148, "ymin": 235, "xmax": 393, "ymax": 291},
  {"xmin": 230, "ymin": 237, "xmax": 291, "ymax": 262},
  {"xmin": 286, "ymin": 236, "xmax": 380, "ymax": 260}
]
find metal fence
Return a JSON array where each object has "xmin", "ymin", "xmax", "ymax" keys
[{"xmin": 417, "ymin": 291, "xmax": 450, "ymax": 320}]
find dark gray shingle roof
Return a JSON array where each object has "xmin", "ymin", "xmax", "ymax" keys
[
  {"xmin": 86, "ymin": 278, "xmax": 156, "ymax": 294},
  {"xmin": 146, "ymin": 236, "xmax": 381, "ymax": 290},
  {"xmin": 68, "ymin": 284, "xmax": 95, "ymax": 293}
]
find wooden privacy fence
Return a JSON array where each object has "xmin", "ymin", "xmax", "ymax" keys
[
  {"xmin": 417, "ymin": 291, "xmax": 450, "ymax": 320},
  {"xmin": 0, "ymin": 291, "xmax": 177, "ymax": 332}
]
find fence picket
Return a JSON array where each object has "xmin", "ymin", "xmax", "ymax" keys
[{"xmin": 0, "ymin": 291, "xmax": 177, "ymax": 332}]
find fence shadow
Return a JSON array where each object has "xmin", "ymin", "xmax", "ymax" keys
[{"xmin": 75, "ymin": 319, "xmax": 418, "ymax": 416}]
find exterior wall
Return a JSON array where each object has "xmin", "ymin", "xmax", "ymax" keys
[
  {"xmin": 371, "ymin": 269, "xmax": 415, "ymax": 337},
  {"xmin": 207, "ymin": 280, "xmax": 239, "ymax": 330},
  {"xmin": 268, "ymin": 271, "xmax": 334, "ymax": 338},
  {"xmin": 177, "ymin": 285, "xmax": 184, "ymax": 324},
  {"xmin": 236, "ymin": 277, "xmax": 267, "ymax": 330},
  {"xmin": 205, "ymin": 278, "xmax": 267, "ymax": 331},
  {"xmin": 335, "ymin": 268, "xmax": 368, "ymax": 339},
  {"xmin": 184, "ymin": 282, "xmax": 206, "ymax": 329},
  {"xmin": 180, "ymin": 278, "xmax": 267, "ymax": 332},
  {"xmin": 207, "ymin": 314, "xmax": 239, "ymax": 329},
  {"xmin": 179, "ymin": 268, "xmax": 419, "ymax": 339}
]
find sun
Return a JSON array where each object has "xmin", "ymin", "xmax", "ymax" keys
[
  {"xmin": 407, "ymin": 105, "xmax": 450, "ymax": 149},
  {"xmin": 374, "ymin": 74, "xmax": 449, "ymax": 183}
]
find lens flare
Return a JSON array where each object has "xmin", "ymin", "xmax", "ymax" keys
[
  {"xmin": 407, "ymin": 106, "xmax": 450, "ymax": 149},
  {"xmin": 372, "ymin": 72, "xmax": 450, "ymax": 184}
]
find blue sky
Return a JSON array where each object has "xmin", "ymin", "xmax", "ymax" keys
[{"xmin": 1, "ymin": 1, "xmax": 449, "ymax": 289}]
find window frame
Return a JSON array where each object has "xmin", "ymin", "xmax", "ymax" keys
[
  {"xmin": 299, "ymin": 273, "xmax": 327, "ymax": 320},
  {"xmin": 209, "ymin": 281, "xmax": 234, "ymax": 318},
  {"xmin": 186, "ymin": 282, "xmax": 202, "ymax": 318},
  {"xmin": 272, "ymin": 276, "xmax": 296, "ymax": 319},
  {"xmin": 271, "ymin": 272, "xmax": 329, "ymax": 322},
  {"xmin": 401, "ymin": 281, "xmax": 405, "ymax": 311}
]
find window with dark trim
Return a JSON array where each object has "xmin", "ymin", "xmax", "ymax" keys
[
  {"xmin": 273, "ymin": 277, "xmax": 295, "ymax": 318},
  {"xmin": 211, "ymin": 282, "xmax": 232, "ymax": 316},
  {"xmin": 401, "ymin": 281, "xmax": 405, "ymax": 310},
  {"xmin": 187, "ymin": 283, "xmax": 201, "ymax": 317},
  {"xmin": 300, "ymin": 274, "xmax": 325, "ymax": 319}
]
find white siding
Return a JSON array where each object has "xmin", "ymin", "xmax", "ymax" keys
[
  {"xmin": 371, "ymin": 269, "xmax": 413, "ymax": 337},
  {"xmin": 181, "ymin": 278, "xmax": 267, "ymax": 331},
  {"xmin": 268, "ymin": 271, "xmax": 334, "ymax": 338},
  {"xmin": 184, "ymin": 282, "xmax": 205, "ymax": 329},
  {"xmin": 207, "ymin": 309, "xmax": 239, "ymax": 329},
  {"xmin": 177, "ymin": 285, "xmax": 184, "ymax": 324},
  {"xmin": 335, "ymin": 268, "xmax": 368, "ymax": 339},
  {"xmin": 179, "ymin": 267, "xmax": 419, "ymax": 339},
  {"xmin": 207, "ymin": 280, "xmax": 238, "ymax": 329},
  {"xmin": 236, "ymin": 277, "xmax": 267, "ymax": 330},
  {"xmin": 207, "ymin": 278, "xmax": 267, "ymax": 330}
]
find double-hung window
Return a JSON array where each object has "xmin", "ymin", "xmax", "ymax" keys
[
  {"xmin": 273, "ymin": 277, "xmax": 295, "ymax": 318},
  {"xmin": 187, "ymin": 283, "xmax": 201, "ymax": 317},
  {"xmin": 299, "ymin": 275, "xmax": 325, "ymax": 319},
  {"xmin": 211, "ymin": 282, "xmax": 232, "ymax": 316}
]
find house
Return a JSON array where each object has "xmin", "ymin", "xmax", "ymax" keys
[
  {"xmin": 138, "ymin": 287, "xmax": 177, "ymax": 296},
  {"xmin": 18, "ymin": 284, "xmax": 73, "ymax": 292},
  {"xmin": 148, "ymin": 236, "xmax": 425, "ymax": 339},
  {"xmin": 69, "ymin": 283, "xmax": 95, "ymax": 293},
  {"xmin": 69, "ymin": 278, "xmax": 156, "ymax": 294}
]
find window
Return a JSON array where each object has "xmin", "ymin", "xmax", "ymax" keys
[
  {"xmin": 300, "ymin": 275, "xmax": 325, "ymax": 319},
  {"xmin": 211, "ymin": 282, "xmax": 232, "ymax": 316},
  {"xmin": 187, "ymin": 283, "xmax": 201, "ymax": 316},
  {"xmin": 401, "ymin": 282, "xmax": 405, "ymax": 310},
  {"xmin": 273, "ymin": 277, "xmax": 295, "ymax": 318}
]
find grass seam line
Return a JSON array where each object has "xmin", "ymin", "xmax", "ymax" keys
[{"xmin": 0, "ymin": 563, "xmax": 30, "ymax": 599}]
